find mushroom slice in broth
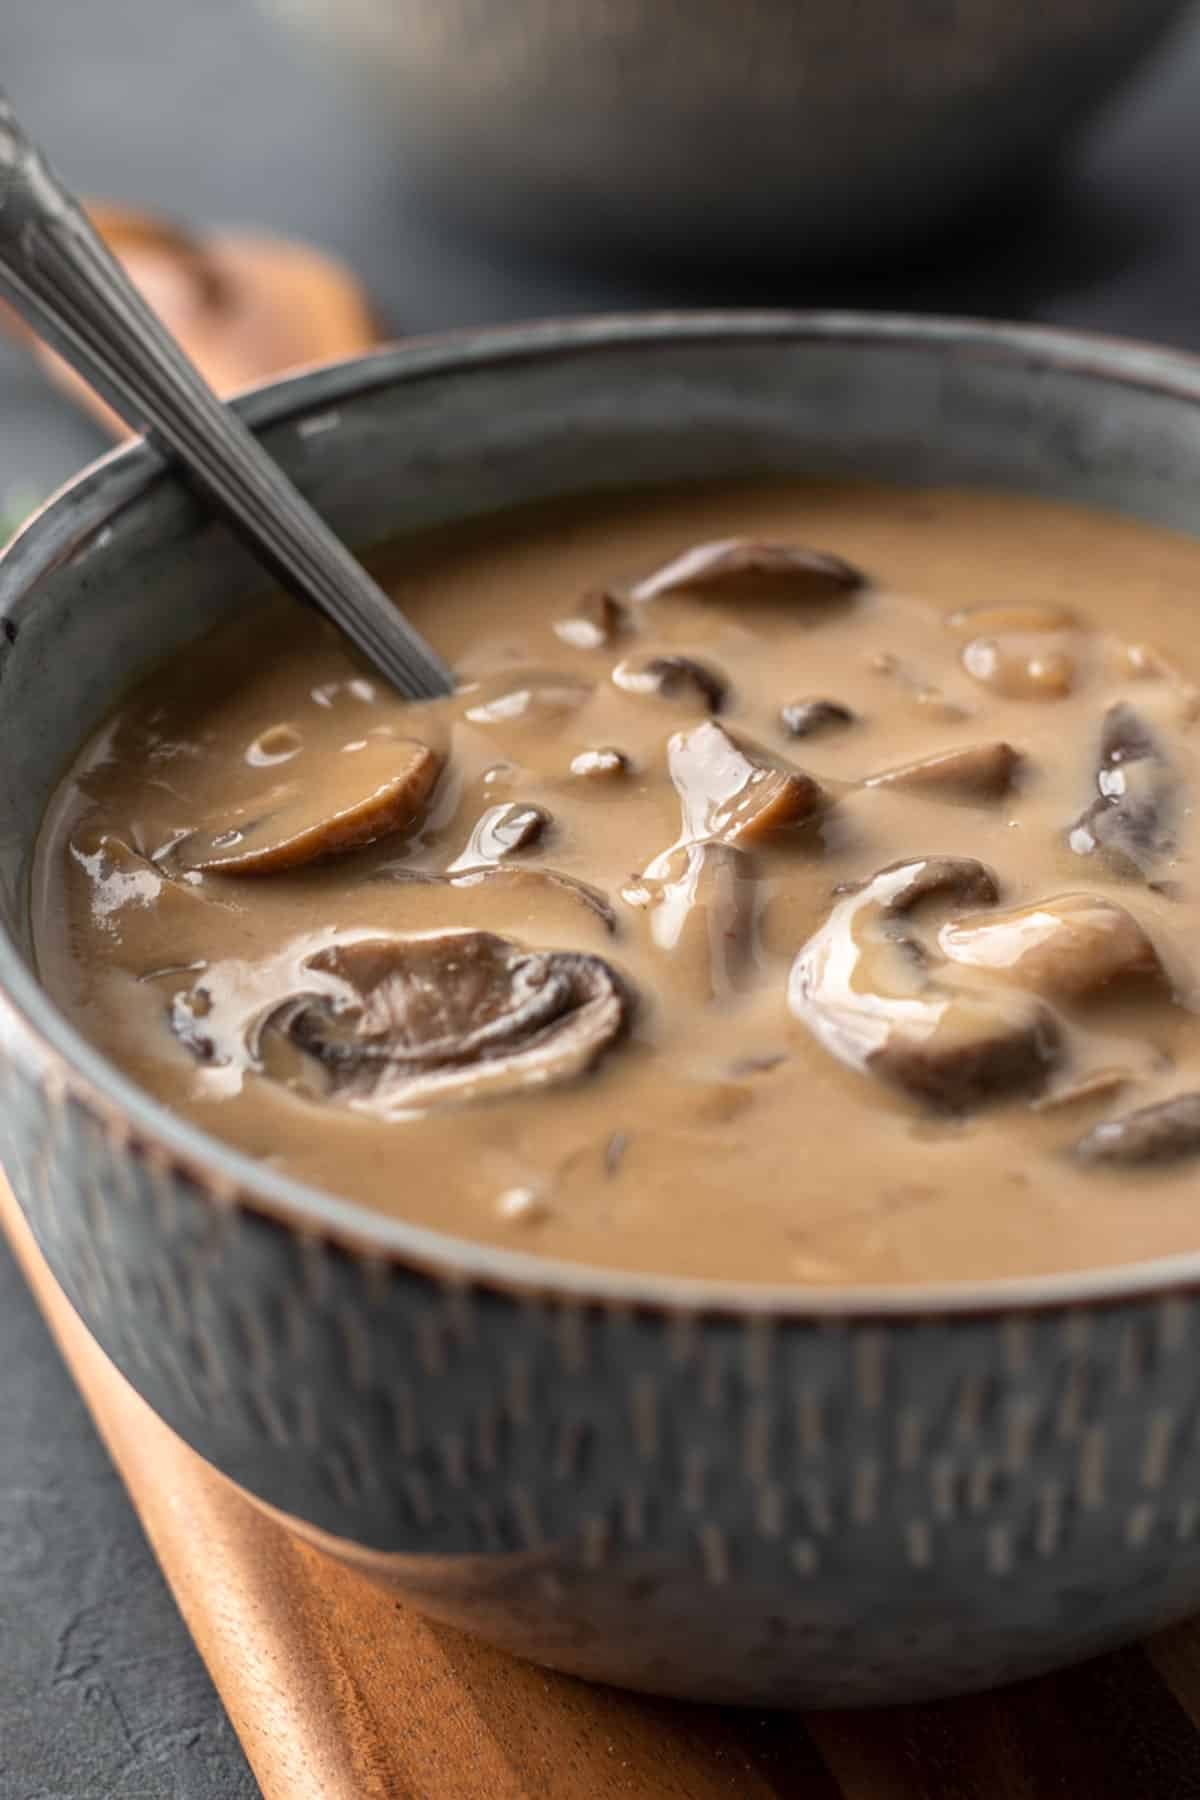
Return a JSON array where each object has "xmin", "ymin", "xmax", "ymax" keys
[
  {"xmin": 1068, "ymin": 702, "xmax": 1178, "ymax": 880},
  {"xmin": 864, "ymin": 741, "xmax": 1020, "ymax": 803},
  {"xmin": 627, "ymin": 538, "xmax": 865, "ymax": 605},
  {"xmin": 789, "ymin": 857, "xmax": 1060, "ymax": 1112},
  {"xmin": 1074, "ymin": 1092, "xmax": 1200, "ymax": 1166},
  {"xmin": 249, "ymin": 932, "xmax": 631, "ymax": 1113},
  {"xmin": 176, "ymin": 735, "xmax": 441, "ymax": 875},
  {"xmin": 667, "ymin": 720, "xmax": 827, "ymax": 849},
  {"xmin": 938, "ymin": 893, "xmax": 1162, "ymax": 1002}
]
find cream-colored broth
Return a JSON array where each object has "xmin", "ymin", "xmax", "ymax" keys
[{"xmin": 33, "ymin": 480, "xmax": 1200, "ymax": 1284}]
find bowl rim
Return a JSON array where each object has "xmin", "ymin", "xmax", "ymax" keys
[{"xmin": 9, "ymin": 305, "xmax": 1200, "ymax": 1320}]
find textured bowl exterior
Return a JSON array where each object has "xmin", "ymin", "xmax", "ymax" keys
[
  {"xmin": 9, "ymin": 316, "xmax": 1200, "ymax": 1703},
  {"xmin": 268, "ymin": 0, "xmax": 1186, "ymax": 263}
]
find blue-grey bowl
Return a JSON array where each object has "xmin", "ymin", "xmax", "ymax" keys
[{"xmin": 6, "ymin": 314, "xmax": 1200, "ymax": 1707}]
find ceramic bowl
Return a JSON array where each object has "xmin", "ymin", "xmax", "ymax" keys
[
  {"xmin": 266, "ymin": 0, "xmax": 1187, "ymax": 265},
  {"xmin": 7, "ymin": 315, "xmax": 1200, "ymax": 1707}
]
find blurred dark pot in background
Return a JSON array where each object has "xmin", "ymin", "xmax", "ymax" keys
[{"xmin": 266, "ymin": 0, "xmax": 1188, "ymax": 267}]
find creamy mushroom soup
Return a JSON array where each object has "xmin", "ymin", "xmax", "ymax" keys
[{"xmin": 32, "ymin": 480, "xmax": 1200, "ymax": 1284}]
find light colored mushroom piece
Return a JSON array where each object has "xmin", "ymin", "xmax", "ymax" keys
[
  {"xmin": 668, "ymin": 720, "xmax": 827, "ymax": 849},
  {"xmin": 789, "ymin": 857, "xmax": 1059, "ymax": 1111},
  {"xmin": 176, "ymin": 736, "xmax": 442, "ymax": 875},
  {"xmin": 246, "ymin": 931, "xmax": 630, "ymax": 1112},
  {"xmin": 779, "ymin": 698, "xmax": 856, "ymax": 740},
  {"xmin": 864, "ymin": 741, "xmax": 1020, "ymax": 803},
  {"xmin": 626, "ymin": 538, "xmax": 865, "ymax": 605},
  {"xmin": 960, "ymin": 635, "xmax": 1075, "ymax": 700},
  {"xmin": 569, "ymin": 746, "xmax": 630, "ymax": 782},
  {"xmin": 448, "ymin": 802, "xmax": 551, "ymax": 871},
  {"xmin": 553, "ymin": 591, "xmax": 627, "ymax": 649},
  {"xmin": 628, "ymin": 840, "xmax": 757, "ymax": 1003},
  {"xmin": 938, "ymin": 892, "xmax": 1162, "ymax": 1001},
  {"xmin": 611, "ymin": 653, "xmax": 727, "ymax": 713}
]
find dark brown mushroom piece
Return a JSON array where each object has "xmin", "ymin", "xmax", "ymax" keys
[
  {"xmin": 1068, "ymin": 702, "xmax": 1177, "ymax": 879},
  {"xmin": 789, "ymin": 856, "xmax": 1059, "ymax": 1111},
  {"xmin": 244, "ymin": 932, "xmax": 631, "ymax": 1111},
  {"xmin": 865, "ymin": 741, "xmax": 1020, "ymax": 804},
  {"xmin": 1073, "ymin": 1093, "xmax": 1200, "ymax": 1166},
  {"xmin": 175, "ymin": 736, "xmax": 442, "ymax": 876},
  {"xmin": 627, "ymin": 539, "xmax": 866, "ymax": 606},
  {"xmin": 779, "ymin": 698, "xmax": 856, "ymax": 740},
  {"xmin": 553, "ymin": 590, "xmax": 627, "ymax": 650},
  {"xmin": 611, "ymin": 653, "xmax": 727, "ymax": 714},
  {"xmin": 450, "ymin": 801, "xmax": 551, "ymax": 869},
  {"xmin": 668, "ymin": 719, "xmax": 827, "ymax": 848}
]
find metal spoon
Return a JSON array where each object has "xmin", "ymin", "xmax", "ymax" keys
[{"xmin": 0, "ymin": 94, "xmax": 454, "ymax": 701}]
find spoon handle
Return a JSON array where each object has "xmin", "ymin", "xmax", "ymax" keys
[{"xmin": 0, "ymin": 95, "xmax": 453, "ymax": 700}]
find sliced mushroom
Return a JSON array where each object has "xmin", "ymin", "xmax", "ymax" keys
[
  {"xmin": 627, "ymin": 538, "xmax": 865, "ymax": 605},
  {"xmin": 449, "ymin": 802, "xmax": 551, "ymax": 870},
  {"xmin": 569, "ymin": 746, "xmax": 631, "ymax": 781},
  {"xmin": 611, "ymin": 653, "xmax": 727, "ymax": 713},
  {"xmin": 553, "ymin": 590, "xmax": 627, "ymax": 650},
  {"xmin": 1068, "ymin": 702, "xmax": 1177, "ymax": 879},
  {"xmin": 865, "ymin": 741, "xmax": 1019, "ymax": 803},
  {"xmin": 668, "ymin": 720, "xmax": 827, "ymax": 849},
  {"xmin": 1073, "ymin": 1093, "xmax": 1200, "ymax": 1166},
  {"xmin": 938, "ymin": 892, "xmax": 1162, "ymax": 1001},
  {"xmin": 789, "ymin": 856, "xmax": 1059, "ymax": 1111},
  {"xmin": 779, "ymin": 698, "xmax": 856, "ymax": 740},
  {"xmin": 833, "ymin": 854, "xmax": 1000, "ymax": 914},
  {"xmin": 960, "ymin": 636, "xmax": 1075, "ymax": 700},
  {"xmin": 247, "ymin": 932, "xmax": 630, "ymax": 1111},
  {"xmin": 175, "ymin": 736, "xmax": 441, "ymax": 876},
  {"xmin": 627, "ymin": 840, "xmax": 756, "ymax": 1003},
  {"xmin": 375, "ymin": 861, "xmax": 619, "ymax": 934}
]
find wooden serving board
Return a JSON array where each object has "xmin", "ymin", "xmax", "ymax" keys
[{"xmin": 10, "ymin": 1182, "xmax": 1200, "ymax": 1797}]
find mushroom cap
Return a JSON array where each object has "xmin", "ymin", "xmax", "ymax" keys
[
  {"xmin": 611, "ymin": 654, "xmax": 728, "ymax": 714},
  {"xmin": 938, "ymin": 892, "xmax": 1161, "ymax": 1001},
  {"xmin": 864, "ymin": 741, "xmax": 1020, "ymax": 804},
  {"xmin": 627, "ymin": 538, "xmax": 865, "ymax": 605},
  {"xmin": 176, "ymin": 736, "xmax": 441, "ymax": 875},
  {"xmin": 247, "ymin": 931, "xmax": 631, "ymax": 1114},
  {"xmin": 789, "ymin": 856, "xmax": 1059, "ymax": 1112},
  {"xmin": 668, "ymin": 719, "xmax": 826, "ymax": 848}
]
